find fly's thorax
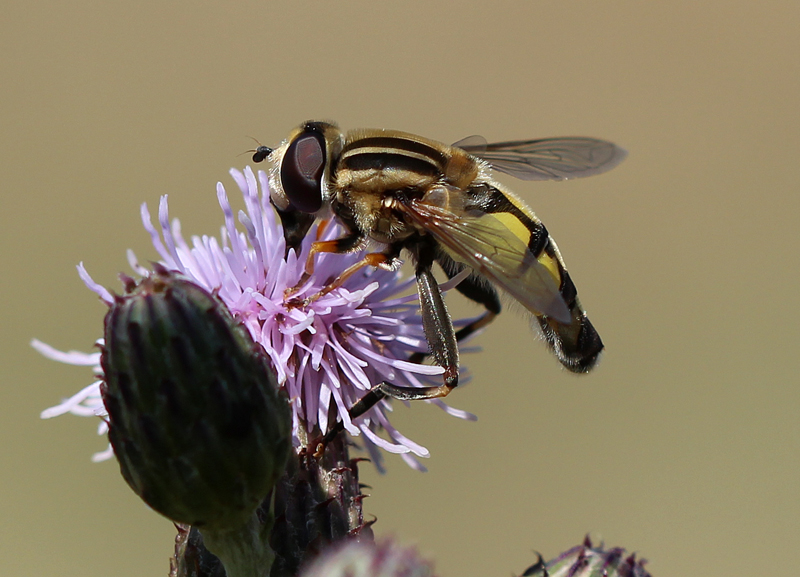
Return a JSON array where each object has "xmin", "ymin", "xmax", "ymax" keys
[
  {"xmin": 335, "ymin": 152, "xmax": 440, "ymax": 193},
  {"xmin": 336, "ymin": 128, "xmax": 482, "ymax": 193},
  {"xmin": 332, "ymin": 188, "xmax": 420, "ymax": 244},
  {"xmin": 442, "ymin": 147, "xmax": 483, "ymax": 189},
  {"xmin": 330, "ymin": 128, "xmax": 482, "ymax": 246}
]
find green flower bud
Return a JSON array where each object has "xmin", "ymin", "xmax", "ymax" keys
[{"xmin": 101, "ymin": 268, "xmax": 291, "ymax": 530}]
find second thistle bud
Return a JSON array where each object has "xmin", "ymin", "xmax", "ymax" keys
[
  {"xmin": 521, "ymin": 536, "xmax": 652, "ymax": 577},
  {"xmin": 100, "ymin": 268, "xmax": 291, "ymax": 530}
]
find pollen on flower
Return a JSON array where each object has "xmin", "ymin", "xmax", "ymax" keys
[{"xmin": 37, "ymin": 166, "xmax": 479, "ymax": 471}]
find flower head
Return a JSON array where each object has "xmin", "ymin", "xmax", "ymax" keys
[{"xmin": 37, "ymin": 166, "xmax": 477, "ymax": 470}]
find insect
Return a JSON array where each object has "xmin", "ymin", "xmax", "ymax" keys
[{"xmin": 255, "ymin": 121, "xmax": 626, "ymax": 429}]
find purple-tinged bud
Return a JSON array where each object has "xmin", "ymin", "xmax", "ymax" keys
[
  {"xmin": 100, "ymin": 267, "xmax": 291, "ymax": 530},
  {"xmin": 299, "ymin": 539, "xmax": 435, "ymax": 577},
  {"xmin": 520, "ymin": 536, "xmax": 652, "ymax": 577}
]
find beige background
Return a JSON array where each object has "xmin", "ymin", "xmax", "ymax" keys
[{"xmin": 2, "ymin": 1, "xmax": 798, "ymax": 576}]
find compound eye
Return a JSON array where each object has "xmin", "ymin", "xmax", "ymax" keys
[{"xmin": 280, "ymin": 132, "xmax": 326, "ymax": 213}]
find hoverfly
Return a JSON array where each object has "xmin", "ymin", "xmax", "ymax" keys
[{"xmin": 254, "ymin": 121, "xmax": 626, "ymax": 427}]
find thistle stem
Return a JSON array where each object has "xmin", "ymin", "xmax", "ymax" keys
[{"xmin": 200, "ymin": 511, "xmax": 275, "ymax": 577}]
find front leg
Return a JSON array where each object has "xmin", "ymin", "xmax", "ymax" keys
[{"xmin": 284, "ymin": 231, "xmax": 365, "ymax": 299}]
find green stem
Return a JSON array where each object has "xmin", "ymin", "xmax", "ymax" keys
[{"xmin": 200, "ymin": 511, "xmax": 275, "ymax": 577}]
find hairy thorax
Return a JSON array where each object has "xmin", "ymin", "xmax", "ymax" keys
[
  {"xmin": 331, "ymin": 142, "xmax": 482, "ymax": 246},
  {"xmin": 333, "ymin": 186, "xmax": 426, "ymax": 245}
]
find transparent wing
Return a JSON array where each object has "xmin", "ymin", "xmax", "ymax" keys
[
  {"xmin": 451, "ymin": 135, "xmax": 488, "ymax": 149},
  {"xmin": 453, "ymin": 136, "xmax": 627, "ymax": 181},
  {"xmin": 404, "ymin": 193, "xmax": 570, "ymax": 323}
]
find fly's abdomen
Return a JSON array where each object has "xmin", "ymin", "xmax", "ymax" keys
[
  {"xmin": 459, "ymin": 181, "xmax": 604, "ymax": 372},
  {"xmin": 536, "ymin": 300, "xmax": 603, "ymax": 373},
  {"xmin": 534, "ymin": 242, "xmax": 603, "ymax": 373}
]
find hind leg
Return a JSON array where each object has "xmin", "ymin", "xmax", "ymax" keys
[
  {"xmin": 318, "ymin": 246, "xmax": 463, "ymax": 448},
  {"xmin": 409, "ymin": 258, "xmax": 501, "ymax": 364}
]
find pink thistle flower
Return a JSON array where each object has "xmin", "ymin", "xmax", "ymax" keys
[{"xmin": 37, "ymin": 166, "xmax": 477, "ymax": 471}]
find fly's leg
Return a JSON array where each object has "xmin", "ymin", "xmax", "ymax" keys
[
  {"xmin": 286, "ymin": 238, "xmax": 401, "ymax": 307},
  {"xmin": 284, "ymin": 232, "xmax": 365, "ymax": 299},
  {"xmin": 306, "ymin": 251, "xmax": 394, "ymax": 301},
  {"xmin": 409, "ymin": 259, "xmax": 502, "ymax": 364},
  {"xmin": 317, "ymin": 247, "xmax": 460, "ymax": 450}
]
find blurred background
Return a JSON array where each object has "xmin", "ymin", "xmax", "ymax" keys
[{"xmin": 2, "ymin": 1, "xmax": 798, "ymax": 576}]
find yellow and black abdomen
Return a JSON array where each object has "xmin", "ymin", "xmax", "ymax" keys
[
  {"xmin": 533, "ymin": 253, "xmax": 604, "ymax": 373},
  {"xmin": 466, "ymin": 182, "xmax": 604, "ymax": 373}
]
